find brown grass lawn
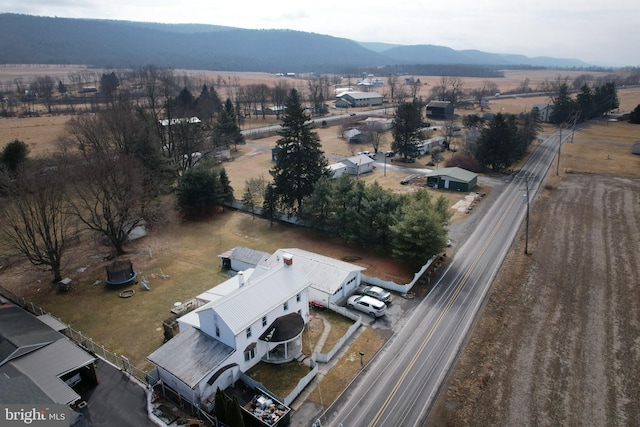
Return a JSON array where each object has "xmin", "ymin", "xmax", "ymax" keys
[
  {"xmin": 560, "ymin": 120, "xmax": 640, "ymax": 177},
  {"xmin": 0, "ymin": 208, "xmax": 413, "ymax": 369},
  {"xmin": 305, "ymin": 327, "xmax": 386, "ymax": 406}
]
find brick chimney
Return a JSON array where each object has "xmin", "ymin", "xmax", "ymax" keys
[{"xmin": 283, "ymin": 254, "xmax": 293, "ymax": 266}]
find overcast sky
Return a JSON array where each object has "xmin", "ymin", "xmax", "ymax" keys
[{"xmin": 2, "ymin": 0, "xmax": 638, "ymax": 67}]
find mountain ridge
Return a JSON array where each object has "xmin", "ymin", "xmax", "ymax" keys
[{"xmin": 0, "ymin": 13, "xmax": 594, "ymax": 72}]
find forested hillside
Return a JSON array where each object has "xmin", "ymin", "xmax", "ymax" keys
[{"xmin": 0, "ymin": 13, "xmax": 593, "ymax": 72}]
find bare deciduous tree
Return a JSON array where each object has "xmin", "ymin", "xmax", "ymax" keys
[
  {"xmin": 0, "ymin": 163, "xmax": 75, "ymax": 283},
  {"xmin": 68, "ymin": 151, "xmax": 148, "ymax": 255}
]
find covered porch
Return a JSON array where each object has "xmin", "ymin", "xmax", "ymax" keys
[{"xmin": 259, "ymin": 313, "xmax": 305, "ymax": 364}]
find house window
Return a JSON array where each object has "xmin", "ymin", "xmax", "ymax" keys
[
  {"xmin": 296, "ymin": 293, "xmax": 301, "ymax": 302},
  {"xmin": 215, "ymin": 326, "xmax": 220, "ymax": 337},
  {"xmin": 244, "ymin": 348, "xmax": 255, "ymax": 361},
  {"xmin": 283, "ymin": 301, "xmax": 289, "ymax": 311},
  {"xmin": 262, "ymin": 316, "xmax": 267, "ymax": 327},
  {"xmin": 246, "ymin": 327, "xmax": 252, "ymax": 338}
]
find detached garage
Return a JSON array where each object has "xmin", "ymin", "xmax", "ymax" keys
[{"xmin": 426, "ymin": 167, "xmax": 477, "ymax": 192}]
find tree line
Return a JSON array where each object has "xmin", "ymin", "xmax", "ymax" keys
[
  {"xmin": 1, "ymin": 79, "xmax": 456, "ymax": 283},
  {"xmin": 0, "ymin": 68, "xmax": 245, "ymax": 282}
]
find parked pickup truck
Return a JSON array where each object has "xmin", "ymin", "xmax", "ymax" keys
[{"xmin": 356, "ymin": 284, "xmax": 392, "ymax": 304}]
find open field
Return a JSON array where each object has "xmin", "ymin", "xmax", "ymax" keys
[{"xmin": 428, "ymin": 117, "xmax": 640, "ymax": 425}]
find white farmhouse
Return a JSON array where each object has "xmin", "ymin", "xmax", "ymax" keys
[{"xmin": 147, "ymin": 253, "xmax": 311, "ymax": 411}]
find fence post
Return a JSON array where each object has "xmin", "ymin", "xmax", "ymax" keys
[{"xmin": 121, "ymin": 356, "xmax": 130, "ymax": 373}]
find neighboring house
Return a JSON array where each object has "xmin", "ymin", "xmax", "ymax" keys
[
  {"xmin": 327, "ymin": 162, "xmax": 348, "ymax": 178},
  {"xmin": 426, "ymin": 101, "xmax": 454, "ymax": 120},
  {"xmin": 159, "ymin": 116, "xmax": 201, "ymax": 127},
  {"xmin": 147, "ymin": 254, "xmax": 311, "ymax": 412},
  {"xmin": 335, "ymin": 91, "xmax": 384, "ymax": 108},
  {"xmin": 416, "ymin": 136, "xmax": 446, "ymax": 156},
  {"xmin": 341, "ymin": 154, "xmax": 375, "ymax": 175},
  {"xmin": 254, "ymin": 105, "xmax": 286, "ymax": 116},
  {"xmin": 258, "ymin": 248, "xmax": 366, "ymax": 307},
  {"xmin": 343, "ymin": 128, "xmax": 363, "ymax": 143},
  {"xmin": 364, "ymin": 117, "xmax": 393, "ymax": 132},
  {"xmin": 0, "ymin": 300, "xmax": 98, "ymax": 405},
  {"xmin": 425, "ymin": 167, "xmax": 478, "ymax": 191},
  {"xmin": 533, "ymin": 104, "xmax": 554, "ymax": 123},
  {"xmin": 356, "ymin": 78, "xmax": 384, "ymax": 88}
]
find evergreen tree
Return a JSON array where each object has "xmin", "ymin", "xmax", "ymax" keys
[
  {"xmin": 242, "ymin": 186, "xmax": 257, "ymax": 218},
  {"xmin": 175, "ymin": 167, "xmax": 223, "ymax": 217},
  {"xmin": 390, "ymin": 190, "xmax": 451, "ymax": 270},
  {"xmin": 214, "ymin": 98, "xmax": 245, "ymax": 150},
  {"xmin": 629, "ymin": 104, "xmax": 640, "ymax": 124},
  {"xmin": 213, "ymin": 388, "xmax": 227, "ymax": 423},
  {"xmin": 270, "ymin": 89, "xmax": 329, "ymax": 213},
  {"xmin": 576, "ymin": 84, "xmax": 596, "ymax": 121},
  {"xmin": 327, "ymin": 175, "xmax": 357, "ymax": 236},
  {"xmin": 0, "ymin": 139, "xmax": 30, "ymax": 175},
  {"xmin": 391, "ymin": 99, "xmax": 422, "ymax": 161},
  {"xmin": 262, "ymin": 183, "xmax": 279, "ymax": 226},
  {"xmin": 225, "ymin": 395, "xmax": 245, "ymax": 427},
  {"xmin": 356, "ymin": 181, "xmax": 399, "ymax": 248},
  {"xmin": 57, "ymin": 80, "xmax": 67, "ymax": 95},
  {"xmin": 196, "ymin": 84, "xmax": 223, "ymax": 125},
  {"xmin": 550, "ymin": 83, "xmax": 576, "ymax": 124},
  {"xmin": 593, "ymin": 82, "xmax": 619, "ymax": 116},
  {"xmin": 219, "ymin": 168, "xmax": 234, "ymax": 208},
  {"xmin": 515, "ymin": 111, "xmax": 542, "ymax": 159},
  {"xmin": 474, "ymin": 113, "xmax": 519, "ymax": 172},
  {"xmin": 300, "ymin": 176, "xmax": 333, "ymax": 229}
]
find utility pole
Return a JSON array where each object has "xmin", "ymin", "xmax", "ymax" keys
[
  {"xmin": 518, "ymin": 172, "xmax": 533, "ymax": 255},
  {"xmin": 556, "ymin": 124, "xmax": 562, "ymax": 176},
  {"xmin": 524, "ymin": 173, "xmax": 531, "ymax": 255}
]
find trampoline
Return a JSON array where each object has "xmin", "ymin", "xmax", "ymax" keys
[{"xmin": 105, "ymin": 259, "xmax": 138, "ymax": 286}]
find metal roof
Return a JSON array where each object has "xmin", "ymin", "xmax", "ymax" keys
[
  {"xmin": 226, "ymin": 246, "xmax": 271, "ymax": 266},
  {"xmin": 0, "ymin": 304, "xmax": 95, "ymax": 405},
  {"xmin": 0, "ymin": 305, "xmax": 63, "ymax": 365},
  {"xmin": 0, "ymin": 366, "xmax": 55, "ymax": 404},
  {"xmin": 338, "ymin": 91, "xmax": 383, "ymax": 100},
  {"xmin": 9, "ymin": 338, "xmax": 95, "ymax": 404},
  {"xmin": 201, "ymin": 262, "xmax": 311, "ymax": 335},
  {"xmin": 426, "ymin": 167, "xmax": 478, "ymax": 183},
  {"xmin": 260, "ymin": 248, "xmax": 365, "ymax": 294},
  {"xmin": 342, "ymin": 154, "xmax": 374, "ymax": 166},
  {"xmin": 37, "ymin": 314, "xmax": 68, "ymax": 332},
  {"xmin": 147, "ymin": 326, "xmax": 234, "ymax": 389}
]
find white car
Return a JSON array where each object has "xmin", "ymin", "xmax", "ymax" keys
[
  {"xmin": 356, "ymin": 285, "xmax": 392, "ymax": 303},
  {"xmin": 347, "ymin": 295, "xmax": 387, "ymax": 317}
]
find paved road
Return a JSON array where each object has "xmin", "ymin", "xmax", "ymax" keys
[{"xmin": 320, "ymin": 130, "xmax": 565, "ymax": 427}]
